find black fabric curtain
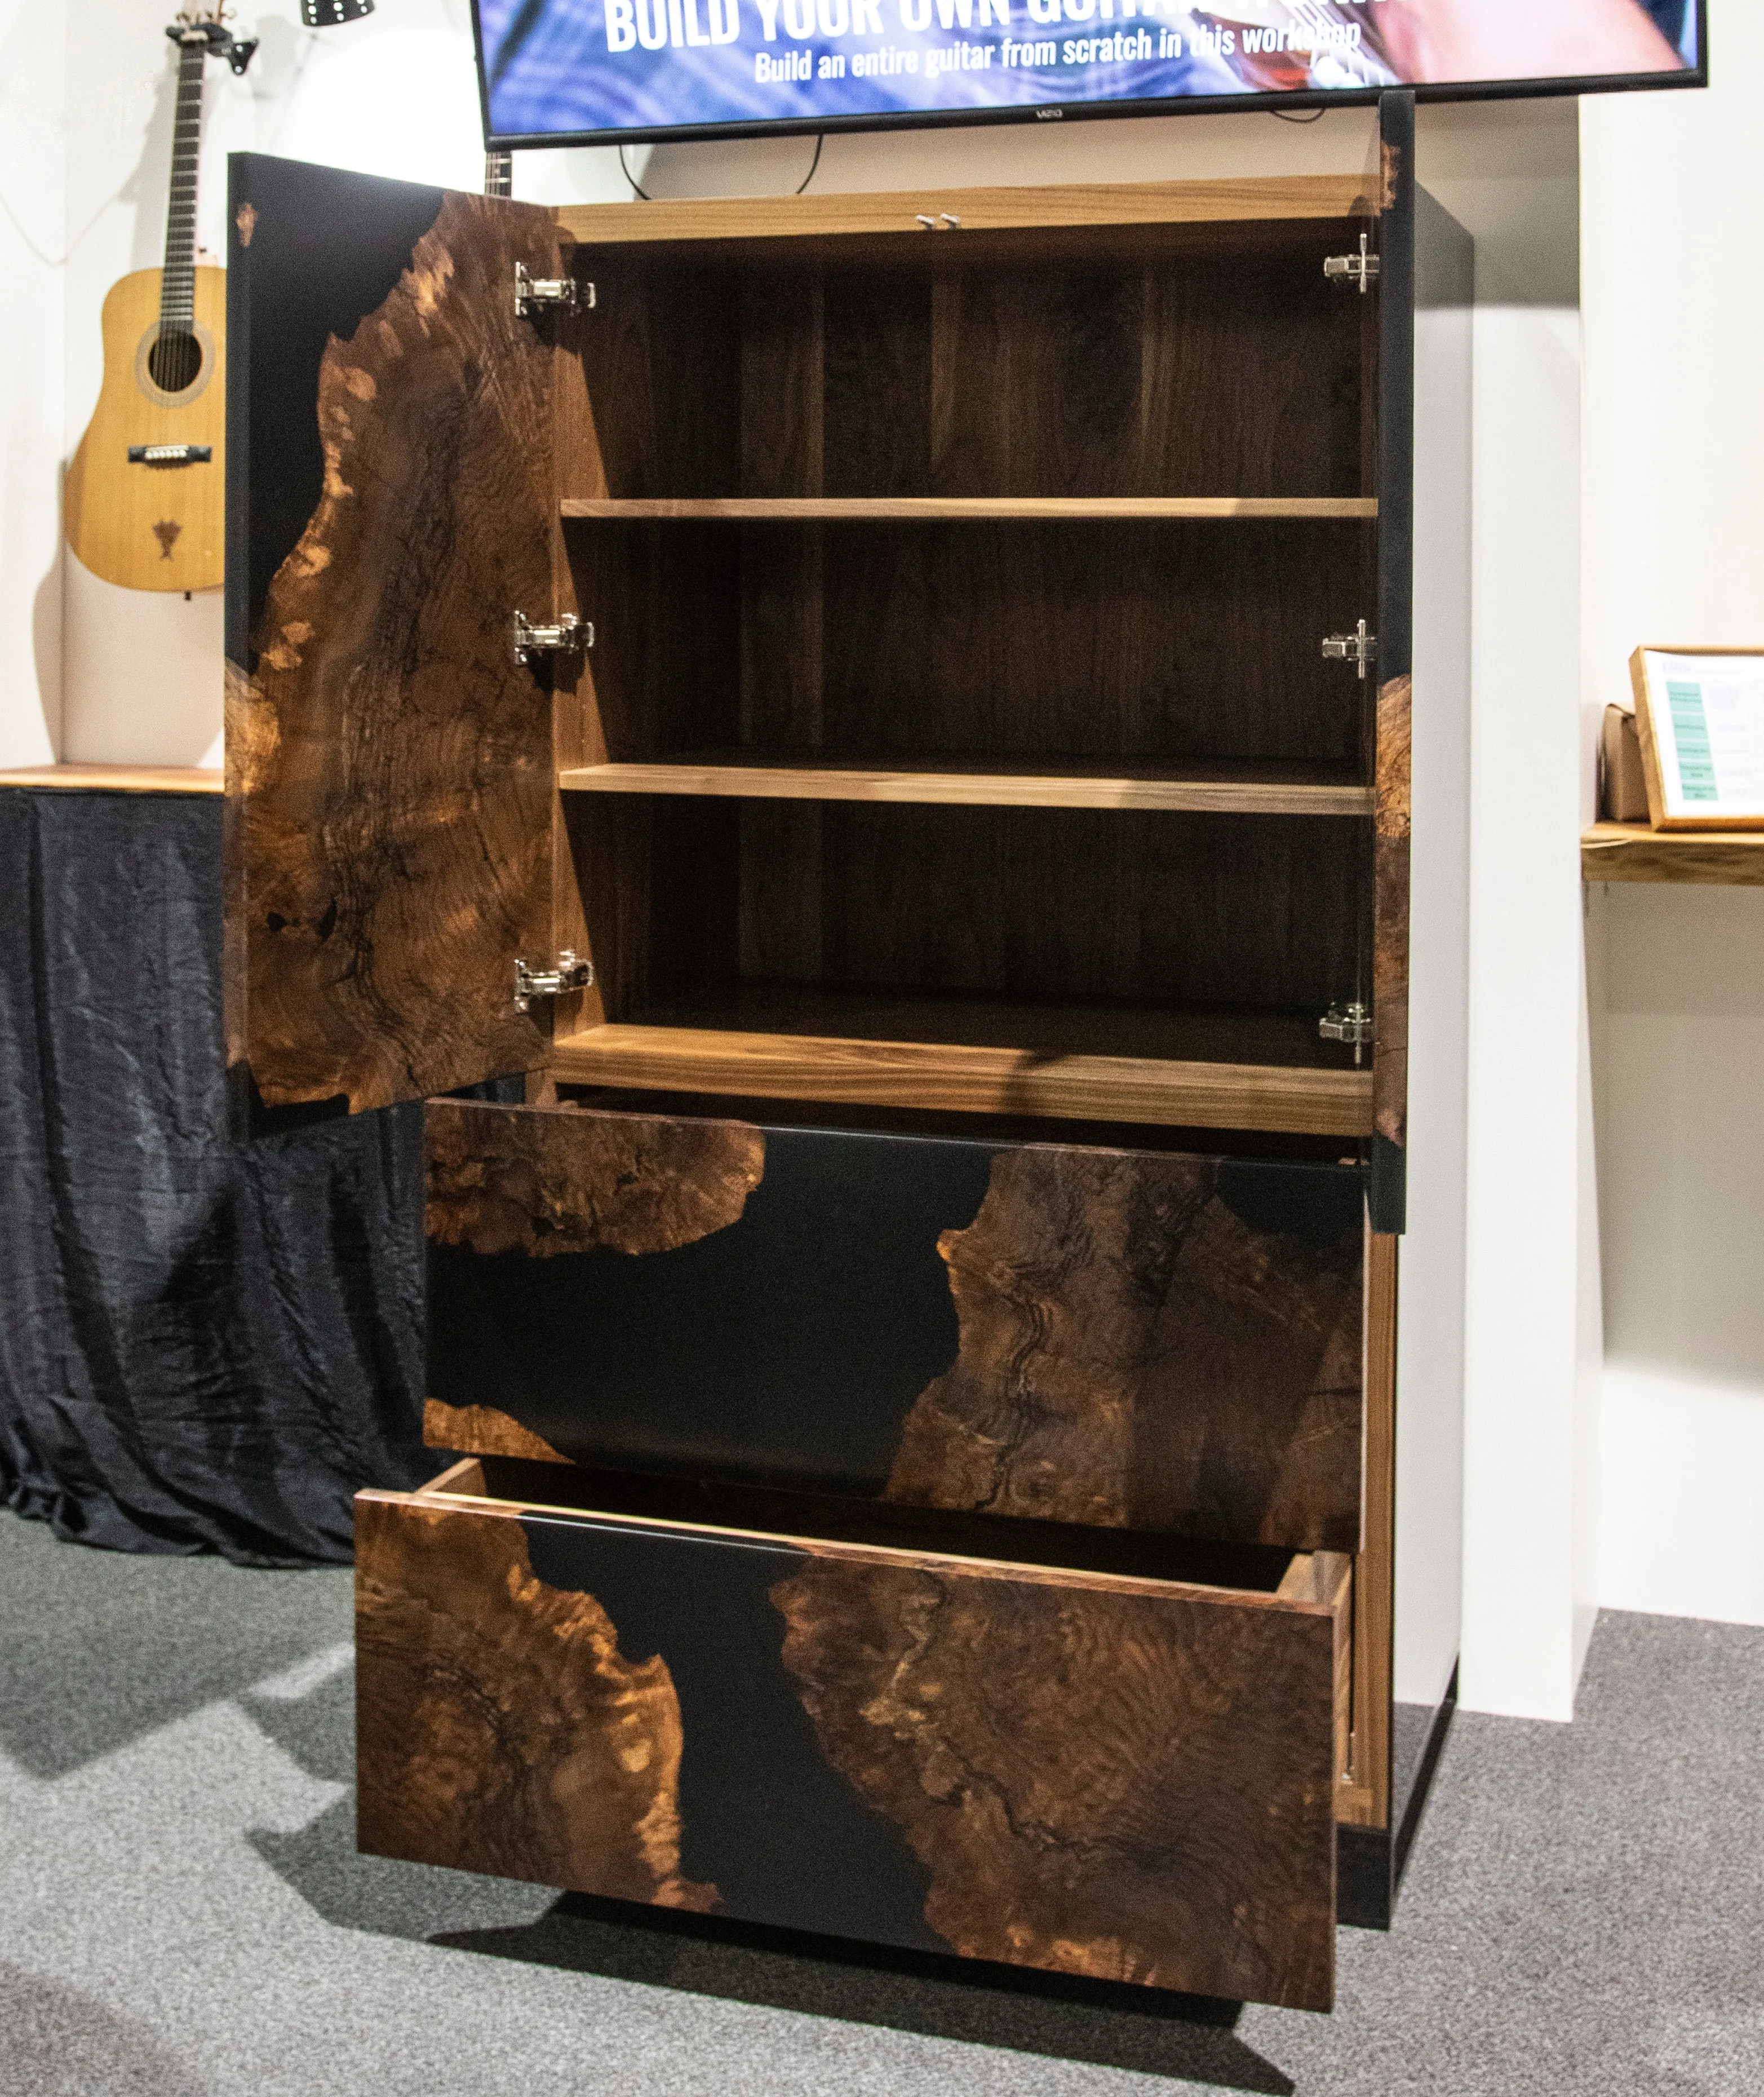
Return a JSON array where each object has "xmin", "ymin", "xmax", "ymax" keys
[{"xmin": 0, "ymin": 786, "xmax": 431, "ymax": 1565}]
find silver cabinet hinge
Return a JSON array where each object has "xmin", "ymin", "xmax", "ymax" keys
[
  {"xmin": 1319, "ymin": 1002, "xmax": 1374, "ymax": 1063},
  {"xmin": 515, "ymin": 261, "xmax": 595, "ymax": 318},
  {"xmin": 512, "ymin": 610, "xmax": 592, "ymax": 667},
  {"xmin": 1324, "ymin": 233, "xmax": 1380, "ymax": 294},
  {"xmin": 514, "ymin": 949, "xmax": 595, "ymax": 1013},
  {"xmin": 1322, "ymin": 620, "xmax": 1377, "ymax": 680}
]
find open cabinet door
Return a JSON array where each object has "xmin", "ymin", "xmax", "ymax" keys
[
  {"xmin": 1371, "ymin": 91, "xmax": 1415, "ymax": 1236},
  {"xmin": 224, "ymin": 154, "xmax": 564, "ymax": 1130}
]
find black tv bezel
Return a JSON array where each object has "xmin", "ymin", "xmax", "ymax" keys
[{"xmin": 474, "ymin": 0, "xmax": 1707, "ymax": 153}]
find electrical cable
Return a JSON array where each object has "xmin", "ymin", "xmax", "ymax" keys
[
  {"xmin": 1271, "ymin": 104, "xmax": 1327, "ymax": 122},
  {"xmin": 618, "ymin": 130, "xmax": 821, "ymax": 203},
  {"xmin": 0, "ymin": 183, "xmax": 131, "ymax": 271}
]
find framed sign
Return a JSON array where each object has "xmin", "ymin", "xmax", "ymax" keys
[{"xmin": 1630, "ymin": 647, "xmax": 1764, "ymax": 831}]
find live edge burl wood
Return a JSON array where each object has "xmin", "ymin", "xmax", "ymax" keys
[{"xmin": 225, "ymin": 104, "xmax": 1470, "ymax": 2012}]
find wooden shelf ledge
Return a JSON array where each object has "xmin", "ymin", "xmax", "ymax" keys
[
  {"xmin": 550, "ymin": 1024, "xmax": 1373, "ymax": 1138},
  {"xmin": 560, "ymin": 759, "xmax": 1373, "ymax": 818},
  {"xmin": 553, "ymin": 175, "xmax": 1379, "ymax": 247},
  {"xmin": 1583, "ymin": 822, "xmax": 1764, "ymax": 886},
  {"xmin": 561, "ymin": 496, "xmax": 1376, "ymax": 523},
  {"xmin": 0, "ymin": 764, "xmax": 223, "ymax": 795}
]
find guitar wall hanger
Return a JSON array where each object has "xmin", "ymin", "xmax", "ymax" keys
[{"xmin": 167, "ymin": 14, "xmax": 258, "ymax": 72}]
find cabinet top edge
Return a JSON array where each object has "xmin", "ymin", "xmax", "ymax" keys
[{"xmin": 553, "ymin": 174, "xmax": 1379, "ymax": 245}]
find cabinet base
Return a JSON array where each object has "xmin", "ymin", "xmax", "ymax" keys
[{"xmin": 1337, "ymin": 1665, "xmax": 1458, "ymax": 1931}]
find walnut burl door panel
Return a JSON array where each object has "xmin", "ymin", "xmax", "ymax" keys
[
  {"xmin": 224, "ymin": 156, "xmax": 562, "ymax": 1127},
  {"xmin": 423, "ymin": 1099, "xmax": 1366, "ymax": 1552},
  {"xmin": 356, "ymin": 1475, "xmax": 1349, "ymax": 2009}
]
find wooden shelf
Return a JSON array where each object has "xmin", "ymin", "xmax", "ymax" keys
[
  {"xmin": 551, "ymin": 991, "xmax": 1372, "ymax": 1136},
  {"xmin": 1583, "ymin": 822, "xmax": 1764, "ymax": 886},
  {"xmin": 0, "ymin": 764, "xmax": 223, "ymax": 795},
  {"xmin": 560, "ymin": 758, "xmax": 1373, "ymax": 819},
  {"xmin": 561, "ymin": 496, "xmax": 1377, "ymax": 523},
  {"xmin": 552, "ymin": 174, "xmax": 1379, "ymax": 247}
]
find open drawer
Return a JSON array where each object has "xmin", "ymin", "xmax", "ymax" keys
[
  {"xmin": 356, "ymin": 1458, "xmax": 1351, "ymax": 2010},
  {"xmin": 424, "ymin": 1099, "xmax": 1366, "ymax": 1554}
]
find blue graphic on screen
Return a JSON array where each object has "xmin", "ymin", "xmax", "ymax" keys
[{"xmin": 478, "ymin": 0, "xmax": 1700, "ymax": 144}]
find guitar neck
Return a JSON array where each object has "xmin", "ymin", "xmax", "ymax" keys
[
  {"xmin": 485, "ymin": 151, "xmax": 513, "ymax": 198},
  {"xmin": 161, "ymin": 33, "xmax": 207, "ymax": 329}
]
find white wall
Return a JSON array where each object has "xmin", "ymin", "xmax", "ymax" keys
[
  {"xmin": 1584, "ymin": 0, "xmax": 1764, "ymax": 1630},
  {"xmin": 0, "ymin": 0, "xmax": 66, "ymax": 767},
  {"xmin": 1420, "ymin": 104, "xmax": 1598, "ymax": 1722}
]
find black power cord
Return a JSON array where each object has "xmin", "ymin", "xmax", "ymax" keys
[{"xmin": 618, "ymin": 131, "xmax": 822, "ymax": 201}]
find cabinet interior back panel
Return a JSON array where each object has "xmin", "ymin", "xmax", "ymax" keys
[
  {"xmin": 569, "ymin": 218, "xmax": 1373, "ymax": 502},
  {"xmin": 568, "ymin": 518, "xmax": 1376, "ymax": 769}
]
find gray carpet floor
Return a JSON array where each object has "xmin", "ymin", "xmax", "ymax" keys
[{"xmin": 1, "ymin": 1506, "xmax": 1759, "ymax": 2096}]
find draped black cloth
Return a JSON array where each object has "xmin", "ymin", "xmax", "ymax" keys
[{"xmin": 0, "ymin": 785, "xmax": 431, "ymax": 1565}]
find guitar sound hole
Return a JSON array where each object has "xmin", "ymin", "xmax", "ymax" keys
[{"xmin": 148, "ymin": 328, "xmax": 203, "ymax": 395}]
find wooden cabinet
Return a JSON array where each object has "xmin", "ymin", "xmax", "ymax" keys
[{"xmin": 226, "ymin": 96, "xmax": 1472, "ymax": 2009}]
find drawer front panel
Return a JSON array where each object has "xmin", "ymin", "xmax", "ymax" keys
[
  {"xmin": 424, "ymin": 1099, "xmax": 1366, "ymax": 1551},
  {"xmin": 356, "ymin": 1481, "xmax": 1346, "ymax": 2009}
]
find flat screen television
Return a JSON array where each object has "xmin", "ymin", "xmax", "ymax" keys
[{"xmin": 476, "ymin": 0, "xmax": 1705, "ymax": 152}]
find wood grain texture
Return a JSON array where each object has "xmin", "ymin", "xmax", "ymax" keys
[
  {"xmin": 568, "ymin": 516, "xmax": 1368, "ymax": 768},
  {"xmin": 1373, "ymin": 675, "xmax": 1412, "ymax": 1152},
  {"xmin": 557, "ymin": 217, "xmax": 1369, "ymax": 506},
  {"xmin": 354, "ymin": 1494, "xmax": 717, "ymax": 1908},
  {"xmin": 423, "ymin": 1108, "xmax": 1361, "ymax": 1551},
  {"xmin": 546, "ymin": 287, "xmax": 604, "ymax": 1040},
  {"xmin": 558, "ymin": 759, "xmax": 1373, "ymax": 817},
  {"xmin": 562, "ymin": 497, "xmax": 1378, "ymax": 520},
  {"xmin": 0, "ymin": 766, "xmax": 223, "ymax": 794},
  {"xmin": 552, "ymin": 1022, "xmax": 1375, "ymax": 1136},
  {"xmin": 64, "ymin": 266, "xmax": 225, "ymax": 591},
  {"xmin": 574, "ymin": 800, "xmax": 1362, "ymax": 1029},
  {"xmin": 1337, "ymin": 1231, "xmax": 1395, "ymax": 1831},
  {"xmin": 772, "ymin": 1546, "xmax": 1342, "ymax": 2007},
  {"xmin": 226, "ymin": 191, "xmax": 562, "ymax": 1116},
  {"xmin": 1581, "ymin": 822, "xmax": 1764, "ymax": 886},
  {"xmin": 552, "ymin": 176, "xmax": 1378, "ymax": 247},
  {"xmin": 424, "ymin": 1398, "xmax": 569, "ymax": 1464},
  {"xmin": 357, "ymin": 1475, "xmax": 1345, "ymax": 2005},
  {"xmin": 425, "ymin": 1096, "xmax": 763, "ymax": 1257},
  {"xmin": 884, "ymin": 1148, "xmax": 1362, "ymax": 1551},
  {"xmin": 814, "ymin": 519, "xmax": 1367, "ymax": 766}
]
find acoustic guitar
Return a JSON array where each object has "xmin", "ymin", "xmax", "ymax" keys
[{"xmin": 65, "ymin": 10, "xmax": 254, "ymax": 592}]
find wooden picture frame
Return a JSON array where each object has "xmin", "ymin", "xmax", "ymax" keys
[{"xmin": 1631, "ymin": 645, "xmax": 1764, "ymax": 831}]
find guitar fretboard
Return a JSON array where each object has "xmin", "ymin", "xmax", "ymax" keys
[{"xmin": 160, "ymin": 33, "xmax": 208, "ymax": 331}]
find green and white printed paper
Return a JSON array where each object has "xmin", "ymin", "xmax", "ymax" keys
[{"xmin": 1640, "ymin": 650, "xmax": 1764, "ymax": 823}]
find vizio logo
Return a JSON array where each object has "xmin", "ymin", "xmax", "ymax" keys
[{"xmin": 1035, "ymin": 105, "xmax": 1064, "ymax": 118}]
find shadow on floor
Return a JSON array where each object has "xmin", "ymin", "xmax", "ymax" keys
[
  {"xmin": 241, "ymin": 1679, "xmax": 1296, "ymax": 2092},
  {"xmin": 0, "ymin": 1513, "xmax": 353, "ymax": 1781},
  {"xmin": 435, "ymin": 1896, "xmax": 1300, "ymax": 2094},
  {"xmin": 238, "ymin": 1639, "xmax": 1306, "ymax": 2094},
  {"xmin": 0, "ymin": 1962, "xmax": 207, "ymax": 2097}
]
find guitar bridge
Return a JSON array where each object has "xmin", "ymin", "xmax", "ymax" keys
[{"xmin": 128, "ymin": 444, "xmax": 213, "ymax": 466}]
